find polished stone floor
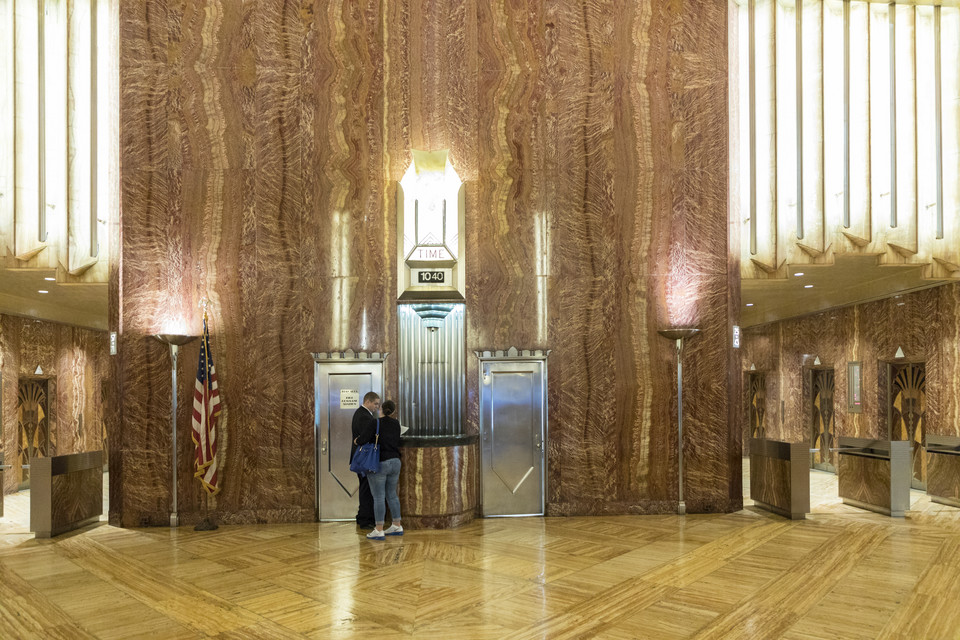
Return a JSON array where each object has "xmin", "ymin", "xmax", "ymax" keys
[{"xmin": 1, "ymin": 466, "xmax": 959, "ymax": 639}]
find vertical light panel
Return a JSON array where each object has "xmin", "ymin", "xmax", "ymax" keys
[
  {"xmin": 96, "ymin": 0, "xmax": 119, "ymax": 266},
  {"xmin": 942, "ymin": 7, "xmax": 960, "ymax": 249},
  {"xmin": 893, "ymin": 5, "xmax": 917, "ymax": 251},
  {"xmin": 0, "ymin": 0, "xmax": 14, "ymax": 254},
  {"xmin": 800, "ymin": 0, "xmax": 823, "ymax": 252},
  {"xmin": 869, "ymin": 3, "xmax": 892, "ymax": 234},
  {"xmin": 68, "ymin": 0, "xmax": 94, "ymax": 270},
  {"xmin": 823, "ymin": 0, "xmax": 845, "ymax": 233},
  {"xmin": 848, "ymin": 1, "xmax": 871, "ymax": 242},
  {"xmin": 754, "ymin": 0, "xmax": 778, "ymax": 269},
  {"xmin": 740, "ymin": 0, "xmax": 753, "ymax": 256},
  {"xmin": 916, "ymin": 6, "xmax": 938, "ymax": 246},
  {"xmin": 776, "ymin": 0, "xmax": 799, "ymax": 244},
  {"xmin": 14, "ymin": 0, "xmax": 40, "ymax": 257},
  {"xmin": 44, "ymin": 0, "xmax": 67, "ymax": 251}
]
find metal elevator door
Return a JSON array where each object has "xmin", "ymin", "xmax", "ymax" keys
[
  {"xmin": 314, "ymin": 360, "xmax": 383, "ymax": 521},
  {"xmin": 480, "ymin": 360, "xmax": 546, "ymax": 516}
]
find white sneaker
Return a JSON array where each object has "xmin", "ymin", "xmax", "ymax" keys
[
  {"xmin": 384, "ymin": 524, "xmax": 404, "ymax": 536},
  {"xmin": 366, "ymin": 529, "xmax": 384, "ymax": 540}
]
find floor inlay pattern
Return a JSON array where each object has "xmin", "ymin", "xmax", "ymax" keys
[{"xmin": 1, "ymin": 464, "xmax": 959, "ymax": 638}]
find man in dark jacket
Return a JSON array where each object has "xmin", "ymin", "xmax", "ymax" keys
[{"xmin": 351, "ymin": 391, "xmax": 380, "ymax": 528}]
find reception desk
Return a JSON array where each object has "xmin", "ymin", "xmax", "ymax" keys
[
  {"xmin": 749, "ymin": 439, "xmax": 810, "ymax": 519},
  {"xmin": 837, "ymin": 438, "xmax": 911, "ymax": 517},
  {"xmin": 398, "ymin": 435, "xmax": 478, "ymax": 529},
  {"xmin": 926, "ymin": 435, "xmax": 960, "ymax": 508},
  {"xmin": 30, "ymin": 451, "xmax": 103, "ymax": 538}
]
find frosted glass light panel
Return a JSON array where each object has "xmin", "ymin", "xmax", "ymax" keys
[{"xmin": 397, "ymin": 149, "xmax": 465, "ymax": 300}]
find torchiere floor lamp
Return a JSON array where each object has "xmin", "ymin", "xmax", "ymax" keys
[
  {"xmin": 657, "ymin": 327, "xmax": 700, "ymax": 515},
  {"xmin": 155, "ymin": 333, "xmax": 198, "ymax": 527}
]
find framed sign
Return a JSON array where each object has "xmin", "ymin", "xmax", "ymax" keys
[{"xmin": 847, "ymin": 361, "xmax": 862, "ymax": 413}]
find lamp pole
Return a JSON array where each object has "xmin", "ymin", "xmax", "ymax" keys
[
  {"xmin": 657, "ymin": 328, "xmax": 700, "ymax": 515},
  {"xmin": 155, "ymin": 334, "xmax": 198, "ymax": 527}
]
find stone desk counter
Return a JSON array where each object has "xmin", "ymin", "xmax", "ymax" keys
[
  {"xmin": 926, "ymin": 435, "xmax": 960, "ymax": 509},
  {"xmin": 30, "ymin": 450, "xmax": 103, "ymax": 538},
  {"xmin": 749, "ymin": 438, "xmax": 810, "ymax": 520},
  {"xmin": 837, "ymin": 437, "xmax": 911, "ymax": 517},
  {"xmin": 397, "ymin": 434, "xmax": 479, "ymax": 529}
]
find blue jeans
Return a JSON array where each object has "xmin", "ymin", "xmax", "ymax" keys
[{"xmin": 367, "ymin": 457, "xmax": 402, "ymax": 524}]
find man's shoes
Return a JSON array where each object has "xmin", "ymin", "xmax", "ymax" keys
[
  {"xmin": 384, "ymin": 524, "xmax": 404, "ymax": 536},
  {"xmin": 366, "ymin": 529, "xmax": 385, "ymax": 540},
  {"xmin": 357, "ymin": 521, "xmax": 376, "ymax": 529}
]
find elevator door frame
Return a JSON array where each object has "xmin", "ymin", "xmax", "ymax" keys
[
  {"xmin": 477, "ymin": 349, "xmax": 550, "ymax": 518},
  {"xmin": 883, "ymin": 359, "xmax": 926, "ymax": 491},
  {"xmin": 312, "ymin": 352, "xmax": 387, "ymax": 522}
]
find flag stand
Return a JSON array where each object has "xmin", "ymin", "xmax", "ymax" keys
[{"xmin": 194, "ymin": 491, "xmax": 218, "ymax": 531}]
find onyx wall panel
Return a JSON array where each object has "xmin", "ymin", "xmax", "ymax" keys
[{"xmin": 113, "ymin": 0, "xmax": 736, "ymax": 526}]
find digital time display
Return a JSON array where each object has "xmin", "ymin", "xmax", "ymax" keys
[{"xmin": 418, "ymin": 271, "xmax": 446, "ymax": 284}]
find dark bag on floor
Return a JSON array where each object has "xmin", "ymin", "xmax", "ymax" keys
[{"xmin": 350, "ymin": 419, "xmax": 381, "ymax": 477}]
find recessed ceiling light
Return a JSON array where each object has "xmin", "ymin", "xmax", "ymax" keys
[
  {"xmin": 44, "ymin": 277, "xmax": 56, "ymax": 281},
  {"xmin": 794, "ymin": 272, "xmax": 804, "ymax": 276},
  {"xmin": 804, "ymin": 284, "xmax": 813, "ymax": 289},
  {"xmin": 745, "ymin": 303, "xmax": 754, "ymax": 307},
  {"xmin": 38, "ymin": 290, "xmax": 49, "ymax": 294}
]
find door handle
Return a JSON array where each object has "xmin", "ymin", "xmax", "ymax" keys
[{"xmin": 321, "ymin": 439, "xmax": 328, "ymax": 455}]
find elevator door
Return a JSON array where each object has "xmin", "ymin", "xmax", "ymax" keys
[
  {"xmin": 888, "ymin": 362, "xmax": 926, "ymax": 490},
  {"xmin": 314, "ymin": 360, "xmax": 383, "ymax": 521},
  {"xmin": 810, "ymin": 369, "xmax": 836, "ymax": 473},
  {"xmin": 480, "ymin": 360, "xmax": 546, "ymax": 516}
]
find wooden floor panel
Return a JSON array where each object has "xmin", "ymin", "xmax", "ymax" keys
[{"xmin": 2, "ymin": 465, "xmax": 960, "ymax": 638}]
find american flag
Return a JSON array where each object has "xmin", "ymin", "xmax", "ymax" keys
[{"xmin": 192, "ymin": 315, "xmax": 221, "ymax": 494}]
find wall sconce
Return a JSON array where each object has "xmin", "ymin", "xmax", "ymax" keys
[
  {"xmin": 155, "ymin": 333, "xmax": 198, "ymax": 527},
  {"xmin": 657, "ymin": 327, "xmax": 700, "ymax": 515}
]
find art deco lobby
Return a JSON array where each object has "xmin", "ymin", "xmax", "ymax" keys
[{"xmin": 2, "ymin": 0, "xmax": 960, "ymax": 638}]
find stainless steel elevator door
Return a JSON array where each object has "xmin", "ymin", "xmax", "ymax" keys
[
  {"xmin": 315, "ymin": 363, "xmax": 382, "ymax": 520},
  {"xmin": 481, "ymin": 361, "xmax": 545, "ymax": 516}
]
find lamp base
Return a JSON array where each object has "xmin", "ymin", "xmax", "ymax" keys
[
  {"xmin": 170, "ymin": 513, "xmax": 179, "ymax": 527},
  {"xmin": 194, "ymin": 518, "xmax": 219, "ymax": 531},
  {"xmin": 677, "ymin": 501, "xmax": 686, "ymax": 516}
]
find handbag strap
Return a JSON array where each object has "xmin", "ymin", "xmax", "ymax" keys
[{"xmin": 374, "ymin": 418, "xmax": 380, "ymax": 445}]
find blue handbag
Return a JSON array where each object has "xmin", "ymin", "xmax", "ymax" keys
[{"xmin": 349, "ymin": 419, "xmax": 381, "ymax": 477}]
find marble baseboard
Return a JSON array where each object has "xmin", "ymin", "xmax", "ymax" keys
[
  {"xmin": 546, "ymin": 499, "xmax": 742, "ymax": 516},
  {"xmin": 404, "ymin": 509, "xmax": 478, "ymax": 530}
]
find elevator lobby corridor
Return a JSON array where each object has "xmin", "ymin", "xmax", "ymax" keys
[{"xmin": 1, "ymin": 466, "xmax": 958, "ymax": 639}]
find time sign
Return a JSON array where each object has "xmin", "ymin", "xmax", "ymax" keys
[{"xmin": 418, "ymin": 271, "xmax": 445, "ymax": 284}]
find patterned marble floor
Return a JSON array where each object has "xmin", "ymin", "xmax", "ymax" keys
[{"xmin": 1, "ymin": 466, "xmax": 959, "ymax": 639}]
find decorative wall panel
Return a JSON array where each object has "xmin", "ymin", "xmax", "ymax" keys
[{"xmin": 112, "ymin": 0, "xmax": 736, "ymax": 525}]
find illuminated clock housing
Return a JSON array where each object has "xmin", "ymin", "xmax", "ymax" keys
[{"xmin": 397, "ymin": 149, "xmax": 465, "ymax": 301}]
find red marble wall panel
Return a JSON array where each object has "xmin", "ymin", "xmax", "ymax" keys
[
  {"xmin": 1, "ymin": 316, "xmax": 108, "ymax": 495},
  {"xmin": 742, "ymin": 283, "xmax": 960, "ymax": 457},
  {"xmin": 114, "ymin": 0, "xmax": 736, "ymax": 526}
]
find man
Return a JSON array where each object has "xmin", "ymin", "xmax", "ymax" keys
[{"xmin": 351, "ymin": 391, "xmax": 381, "ymax": 529}]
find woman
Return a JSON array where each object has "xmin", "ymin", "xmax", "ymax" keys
[{"xmin": 356, "ymin": 399, "xmax": 403, "ymax": 540}]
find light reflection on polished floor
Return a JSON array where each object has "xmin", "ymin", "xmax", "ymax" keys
[{"xmin": 0, "ymin": 466, "xmax": 959, "ymax": 639}]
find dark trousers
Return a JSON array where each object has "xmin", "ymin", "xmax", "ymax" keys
[{"xmin": 356, "ymin": 474, "xmax": 375, "ymax": 526}]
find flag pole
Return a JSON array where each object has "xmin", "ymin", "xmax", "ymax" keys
[{"xmin": 195, "ymin": 304, "xmax": 219, "ymax": 532}]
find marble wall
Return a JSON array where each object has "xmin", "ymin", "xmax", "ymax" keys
[
  {"xmin": 1, "ymin": 315, "xmax": 108, "ymax": 495},
  {"xmin": 741, "ymin": 283, "xmax": 960, "ymax": 448},
  {"xmin": 113, "ymin": 0, "xmax": 736, "ymax": 526}
]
